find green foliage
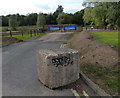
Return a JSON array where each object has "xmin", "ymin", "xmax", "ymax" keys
[
  {"xmin": 93, "ymin": 4, "xmax": 108, "ymax": 26},
  {"xmin": 106, "ymin": 2, "xmax": 120, "ymax": 30},
  {"xmin": 89, "ymin": 31, "xmax": 119, "ymax": 48},
  {"xmin": 53, "ymin": 5, "xmax": 64, "ymax": 16},
  {"xmin": 104, "ymin": 77, "xmax": 118, "ymax": 92},
  {"xmin": 1, "ymin": 16, "xmax": 9, "ymax": 26},
  {"xmin": 45, "ymin": 13, "xmax": 55, "ymax": 25},
  {"xmin": 57, "ymin": 13, "xmax": 73, "ymax": 24},
  {"xmin": 17, "ymin": 26, "xmax": 30, "ymax": 32},
  {"xmin": 9, "ymin": 15, "xmax": 19, "ymax": 30},
  {"xmin": 73, "ymin": 9, "xmax": 84, "ymax": 25},
  {"xmin": 25, "ymin": 13, "xmax": 37, "ymax": 26},
  {"xmin": 83, "ymin": 7, "xmax": 94, "ymax": 25},
  {"xmin": 83, "ymin": 2, "xmax": 120, "ymax": 29},
  {"xmin": 81, "ymin": 64, "xmax": 119, "ymax": 95},
  {"xmin": 36, "ymin": 13, "xmax": 46, "ymax": 27},
  {"xmin": 111, "ymin": 70, "xmax": 120, "ymax": 74}
]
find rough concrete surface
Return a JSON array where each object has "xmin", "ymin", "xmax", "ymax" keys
[{"xmin": 37, "ymin": 48, "xmax": 80, "ymax": 88}]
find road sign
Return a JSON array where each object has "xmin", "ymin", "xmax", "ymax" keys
[
  {"xmin": 48, "ymin": 26, "xmax": 60, "ymax": 30},
  {"xmin": 64, "ymin": 26, "xmax": 76, "ymax": 30}
]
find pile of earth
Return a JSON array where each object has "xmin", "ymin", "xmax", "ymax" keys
[
  {"xmin": 2, "ymin": 37, "xmax": 23, "ymax": 46},
  {"xmin": 70, "ymin": 31, "xmax": 119, "ymax": 67}
]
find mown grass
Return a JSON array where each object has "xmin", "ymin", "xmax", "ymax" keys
[{"xmin": 89, "ymin": 31, "xmax": 119, "ymax": 49}]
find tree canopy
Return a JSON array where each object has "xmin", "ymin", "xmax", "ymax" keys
[
  {"xmin": 9, "ymin": 15, "xmax": 19, "ymax": 30},
  {"xmin": 36, "ymin": 13, "xmax": 46, "ymax": 27},
  {"xmin": 1, "ymin": 2, "xmax": 120, "ymax": 30},
  {"xmin": 83, "ymin": 2, "xmax": 120, "ymax": 29}
]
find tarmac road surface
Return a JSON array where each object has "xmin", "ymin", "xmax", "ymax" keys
[{"xmin": 2, "ymin": 32, "xmax": 97, "ymax": 97}]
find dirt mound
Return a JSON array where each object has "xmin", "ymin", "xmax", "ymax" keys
[
  {"xmin": 71, "ymin": 31, "xmax": 118, "ymax": 67},
  {"xmin": 2, "ymin": 37, "xmax": 23, "ymax": 45}
]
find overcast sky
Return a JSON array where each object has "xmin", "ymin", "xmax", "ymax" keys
[{"xmin": 0, "ymin": 0, "xmax": 85, "ymax": 16}]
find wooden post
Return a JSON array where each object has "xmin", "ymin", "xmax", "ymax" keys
[
  {"xmin": 29, "ymin": 30, "xmax": 32, "ymax": 37},
  {"xmin": 21, "ymin": 32, "xmax": 23, "ymax": 37},
  {"xmin": 34, "ymin": 30, "xmax": 36, "ymax": 36},
  {"xmin": 10, "ymin": 30, "xmax": 12, "ymax": 37},
  {"xmin": 97, "ymin": 26, "xmax": 98, "ymax": 30},
  {"xmin": 31, "ymin": 30, "xmax": 32, "ymax": 37}
]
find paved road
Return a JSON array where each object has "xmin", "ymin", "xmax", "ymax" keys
[{"xmin": 2, "ymin": 32, "xmax": 97, "ymax": 96}]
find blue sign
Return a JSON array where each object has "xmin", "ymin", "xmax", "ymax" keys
[
  {"xmin": 64, "ymin": 26, "xmax": 76, "ymax": 30},
  {"xmin": 48, "ymin": 26, "xmax": 60, "ymax": 30}
]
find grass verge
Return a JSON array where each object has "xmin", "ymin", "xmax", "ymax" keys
[
  {"xmin": 81, "ymin": 64, "xmax": 119, "ymax": 96},
  {"xmin": 89, "ymin": 31, "xmax": 119, "ymax": 49}
]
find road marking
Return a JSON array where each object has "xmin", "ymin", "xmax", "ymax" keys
[
  {"xmin": 71, "ymin": 89, "xmax": 80, "ymax": 98},
  {"xmin": 82, "ymin": 90, "xmax": 89, "ymax": 98}
]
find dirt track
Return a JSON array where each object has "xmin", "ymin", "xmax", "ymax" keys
[{"xmin": 71, "ymin": 31, "xmax": 118, "ymax": 67}]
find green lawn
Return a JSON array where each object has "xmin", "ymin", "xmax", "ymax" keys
[{"xmin": 89, "ymin": 31, "xmax": 119, "ymax": 49}]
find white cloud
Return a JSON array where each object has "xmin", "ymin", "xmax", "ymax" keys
[{"xmin": 0, "ymin": 0, "xmax": 84, "ymax": 15}]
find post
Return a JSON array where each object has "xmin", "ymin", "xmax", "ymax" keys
[
  {"xmin": 10, "ymin": 30, "xmax": 12, "ymax": 37},
  {"xmin": 30, "ymin": 30, "xmax": 32, "ymax": 37},
  {"xmin": 21, "ymin": 32, "xmax": 23, "ymax": 37},
  {"xmin": 33, "ymin": 30, "xmax": 36, "ymax": 36}
]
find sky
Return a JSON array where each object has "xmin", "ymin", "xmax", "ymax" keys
[{"xmin": 0, "ymin": 0, "xmax": 85, "ymax": 16}]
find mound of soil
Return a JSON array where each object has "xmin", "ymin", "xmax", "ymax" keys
[
  {"xmin": 71, "ymin": 31, "xmax": 119, "ymax": 67},
  {"xmin": 2, "ymin": 37, "xmax": 23, "ymax": 45}
]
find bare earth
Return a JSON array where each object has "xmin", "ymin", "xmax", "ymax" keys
[
  {"xmin": 2, "ymin": 37, "xmax": 23, "ymax": 44},
  {"xmin": 70, "ymin": 31, "xmax": 118, "ymax": 67}
]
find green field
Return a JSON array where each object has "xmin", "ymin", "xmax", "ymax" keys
[{"xmin": 89, "ymin": 31, "xmax": 119, "ymax": 49}]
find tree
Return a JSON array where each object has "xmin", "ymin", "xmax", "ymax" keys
[
  {"xmin": 53, "ymin": 5, "xmax": 64, "ymax": 24},
  {"xmin": 46, "ymin": 13, "xmax": 55, "ymax": 25},
  {"xmin": 53, "ymin": 5, "xmax": 64, "ymax": 16},
  {"xmin": 25, "ymin": 13, "xmax": 37, "ymax": 26},
  {"xmin": 57, "ymin": 13, "xmax": 66, "ymax": 24},
  {"xmin": 36, "ymin": 13, "xmax": 46, "ymax": 27},
  {"xmin": 106, "ymin": 2, "xmax": 120, "ymax": 30},
  {"xmin": 73, "ymin": 9, "xmax": 84, "ymax": 25},
  {"xmin": 1, "ymin": 15, "xmax": 9, "ymax": 26},
  {"xmin": 83, "ymin": 7, "xmax": 94, "ymax": 25},
  {"xmin": 82, "ymin": 2, "xmax": 120, "ymax": 30},
  {"xmin": 57, "ymin": 13, "xmax": 73, "ymax": 24},
  {"xmin": 9, "ymin": 15, "xmax": 19, "ymax": 30}
]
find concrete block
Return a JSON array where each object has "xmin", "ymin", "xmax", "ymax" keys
[{"xmin": 37, "ymin": 48, "xmax": 80, "ymax": 89}]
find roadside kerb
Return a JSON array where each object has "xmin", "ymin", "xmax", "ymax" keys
[{"xmin": 79, "ymin": 71, "xmax": 112, "ymax": 97}]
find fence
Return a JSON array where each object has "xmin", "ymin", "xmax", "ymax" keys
[
  {"xmin": 2, "ymin": 25, "xmax": 115, "ymax": 37},
  {"xmin": 2, "ymin": 28, "xmax": 47, "ymax": 37}
]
